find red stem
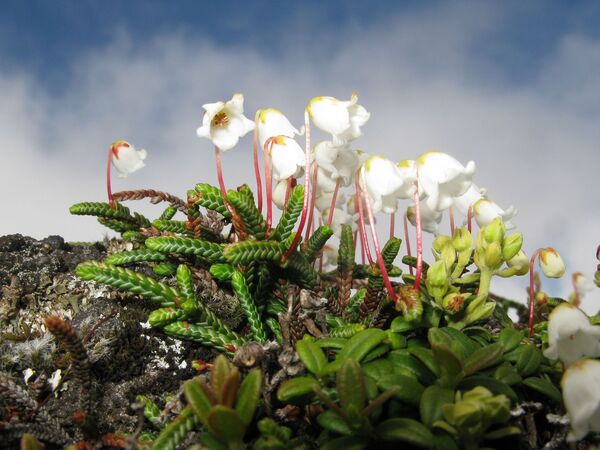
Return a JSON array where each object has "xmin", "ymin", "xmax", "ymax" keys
[
  {"xmin": 106, "ymin": 145, "xmax": 115, "ymax": 208},
  {"xmin": 389, "ymin": 212, "xmax": 395, "ymax": 240},
  {"xmin": 571, "ymin": 273, "xmax": 581, "ymax": 307},
  {"xmin": 467, "ymin": 205, "xmax": 473, "ymax": 233},
  {"xmin": 263, "ymin": 138, "xmax": 274, "ymax": 229},
  {"xmin": 449, "ymin": 205, "xmax": 455, "ymax": 236},
  {"xmin": 403, "ymin": 213, "xmax": 414, "ymax": 276},
  {"xmin": 528, "ymin": 249, "xmax": 541, "ymax": 337},
  {"xmin": 327, "ymin": 178, "xmax": 341, "ymax": 226},
  {"xmin": 360, "ymin": 172, "xmax": 398, "ymax": 302},
  {"xmin": 355, "ymin": 172, "xmax": 374, "ymax": 265},
  {"xmin": 253, "ymin": 129, "xmax": 263, "ymax": 214},
  {"xmin": 304, "ymin": 166, "xmax": 318, "ymax": 241},
  {"xmin": 214, "ymin": 146, "xmax": 227, "ymax": 199},
  {"xmin": 284, "ymin": 177, "xmax": 293, "ymax": 208},
  {"xmin": 413, "ymin": 187, "xmax": 423, "ymax": 289},
  {"xmin": 282, "ymin": 111, "xmax": 311, "ymax": 261}
]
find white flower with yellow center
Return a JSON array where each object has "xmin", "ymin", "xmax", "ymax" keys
[
  {"xmin": 417, "ymin": 151, "xmax": 476, "ymax": 212},
  {"xmin": 543, "ymin": 303, "xmax": 600, "ymax": 367},
  {"xmin": 269, "ymin": 136, "xmax": 306, "ymax": 181},
  {"xmin": 196, "ymin": 93, "xmax": 255, "ymax": 151},
  {"xmin": 361, "ymin": 156, "xmax": 416, "ymax": 214},
  {"xmin": 561, "ymin": 359, "xmax": 600, "ymax": 441},
  {"xmin": 256, "ymin": 108, "xmax": 300, "ymax": 151},
  {"xmin": 307, "ymin": 92, "xmax": 370, "ymax": 144},
  {"xmin": 110, "ymin": 140, "xmax": 147, "ymax": 178},
  {"xmin": 472, "ymin": 198, "xmax": 517, "ymax": 229}
]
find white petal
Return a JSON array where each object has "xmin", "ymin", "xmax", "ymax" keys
[
  {"xmin": 562, "ymin": 359, "xmax": 600, "ymax": 441},
  {"xmin": 308, "ymin": 96, "xmax": 351, "ymax": 135},
  {"xmin": 211, "ymin": 126, "xmax": 240, "ymax": 151},
  {"xmin": 225, "ymin": 93, "xmax": 245, "ymax": 115},
  {"xmin": 202, "ymin": 101, "xmax": 225, "ymax": 121}
]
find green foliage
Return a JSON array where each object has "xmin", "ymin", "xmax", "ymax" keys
[
  {"xmin": 227, "ymin": 186, "xmax": 266, "ymax": 239},
  {"xmin": 146, "ymin": 236, "xmax": 224, "ymax": 261},
  {"xmin": 270, "ymin": 185, "xmax": 304, "ymax": 241},
  {"xmin": 194, "ymin": 183, "xmax": 232, "ymax": 218}
]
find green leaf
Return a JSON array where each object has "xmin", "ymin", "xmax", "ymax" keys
[
  {"xmin": 231, "ymin": 271, "xmax": 267, "ymax": 343},
  {"xmin": 153, "ymin": 219, "xmax": 190, "ymax": 235},
  {"xmin": 184, "ymin": 379, "xmax": 213, "ymax": 426},
  {"xmin": 277, "ymin": 377, "xmax": 318, "ymax": 402},
  {"xmin": 440, "ymin": 327, "xmax": 480, "ymax": 359},
  {"xmin": 235, "ymin": 368, "xmax": 262, "ymax": 425},
  {"xmin": 428, "ymin": 329, "xmax": 464, "ymax": 388},
  {"xmin": 163, "ymin": 321, "xmax": 245, "ymax": 353},
  {"xmin": 224, "ymin": 240, "xmax": 283, "ymax": 265},
  {"xmin": 521, "ymin": 377, "xmax": 562, "ymax": 403},
  {"xmin": 316, "ymin": 410, "xmax": 353, "ymax": 436},
  {"xmin": 483, "ymin": 426, "xmax": 521, "ymax": 440},
  {"xmin": 227, "ymin": 186, "xmax": 266, "ymax": 239},
  {"xmin": 283, "ymin": 250, "xmax": 319, "ymax": 290},
  {"xmin": 390, "ymin": 315, "xmax": 421, "ymax": 333},
  {"xmin": 150, "ymin": 406, "xmax": 198, "ymax": 450},
  {"xmin": 146, "ymin": 236, "xmax": 224, "ymax": 261},
  {"xmin": 105, "ymin": 249, "xmax": 168, "ymax": 266},
  {"xmin": 296, "ymin": 339, "xmax": 328, "ymax": 377},
  {"xmin": 462, "ymin": 343, "xmax": 504, "ymax": 376},
  {"xmin": 388, "ymin": 350, "xmax": 436, "ymax": 385},
  {"xmin": 497, "ymin": 328, "xmax": 524, "ymax": 353},
  {"xmin": 319, "ymin": 436, "xmax": 368, "ymax": 450},
  {"xmin": 207, "ymin": 405, "xmax": 246, "ymax": 443},
  {"xmin": 376, "ymin": 418, "xmax": 435, "ymax": 448},
  {"xmin": 194, "ymin": 183, "xmax": 231, "ymax": 218},
  {"xmin": 209, "ymin": 263, "xmax": 235, "ymax": 281},
  {"xmin": 271, "ymin": 185, "xmax": 304, "ymax": 241},
  {"xmin": 377, "ymin": 373, "xmax": 425, "ymax": 406},
  {"xmin": 458, "ymin": 376, "xmax": 517, "ymax": 403},
  {"xmin": 304, "ymin": 225, "xmax": 334, "ymax": 262},
  {"xmin": 420, "ymin": 385, "xmax": 455, "ymax": 427},
  {"xmin": 505, "ymin": 344, "xmax": 543, "ymax": 377},
  {"xmin": 338, "ymin": 328, "xmax": 387, "ymax": 362},
  {"xmin": 337, "ymin": 359, "xmax": 366, "ymax": 417},
  {"xmin": 493, "ymin": 364, "xmax": 522, "ymax": 386},
  {"xmin": 316, "ymin": 337, "xmax": 348, "ymax": 350},
  {"xmin": 408, "ymin": 347, "xmax": 441, "ymax": 377},
  {"xmin": 363, "ymin": 359, "xmax": 394, "ymax": 382},
  {"xmin": 198, "ymin": 433, "xmax": 229, "ymax": 450},
  {"xmin": 148, "ymin": 307, "xmax": 187, "ymax": 327}
]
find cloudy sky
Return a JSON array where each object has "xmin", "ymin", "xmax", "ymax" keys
[{"xmin": 1, "ymin": 0, "xmax": 599, "ymax": 309}]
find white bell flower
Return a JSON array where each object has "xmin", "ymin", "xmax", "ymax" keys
[
  {"xmin": 320, "ymin": 205, "xmax": 358, "ymax": 236},
  {"xmin": 256, "ymin": 108, "xmax": 300, "ymax": 151},
  {"xmin": 270, "ymin": 136, "xmax": 306, "ymax": 181},
  {"xmin": 361, "ymin": 156, "xmax": 416, "ymax": 214},
  {"xmin": 539, "ymin": 247, "xmax": 566, "ymax": 278},
  {"xmin": 315, "ymin": 166, "xmax": 339, "ymax": 193},
  {"xmin": 313, "ymin": 141, "xmax": 359, "ymax": 187},
  {"xmin": 543, "ymin": 303, "xmax": 600, "ymax": 367},
  {"xmin": 407, "ymin": 199, "xmax": 443, "ymax": 235},
  {"xmin": 561, "ymin": 359, "xmax": 600, "ymax": 442},
  {"xmin": 453, "ymin": 184, "xmax": 486, "ymax": 216},
  {"xmin": 573, "ymin": 272, "xmax": 595, "ymax": 300},
  {"xmin": 472, "ymin": 198, "xmax": 517, "ymax": 229},
  {"xmin": 315, "ymin": 191, "xmax": 346, "ymax": 213},
  {"xmin": 196, "ymin": 93, "xmax": 255, "ymax": 151},
  {"xmin": 111, "ymin": 140, "xmax": 147, "ymax": 178},
  {"xmin": 272, "ymin": 179, "xmax": 288, "ymax": 210},
  {"xmin": 417, "ymin": 151, "xmax": 476, "ymax": 212},
  {"xmin": 307, "ymin": 92, "xmax": 370, "ymax": 144}
]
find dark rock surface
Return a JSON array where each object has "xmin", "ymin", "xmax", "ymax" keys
[{"xmin": 0, "ymin": 234, "xmax": 214, "ymax": 448}]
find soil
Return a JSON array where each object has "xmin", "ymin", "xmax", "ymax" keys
[{"xmin": 0, "ymin": 234, "xmax": 215, "ymax": 448}]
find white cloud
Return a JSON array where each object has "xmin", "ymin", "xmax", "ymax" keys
[{"xmin": 0, "ymin": 3, "xmax": 598, "ymax": 310}]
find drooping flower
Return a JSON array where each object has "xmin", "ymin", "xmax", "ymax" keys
[
  {"xmin": 312, "ymin": 141, "xmax": 359, "ymax": 187},
  {"xmin": 315, "ymin": 191, "xmax": 347, "ymax": 213},
  {"xmin": 417, "ymin": 151, "xmax": 476, "ymax": 212},
  {"xmin": 361, "ymin": 156, "xmax": 417, "ymax": 214},
  {"xmin": 307, "ymin": 92, "xmax": 370, "ymax": 144},
  {"xmin": 453, "ymin": 184, "xmax": 486, "ymax": 216},
  {"xmin": 196, "ymin": 93, "xmax": 255, "ymax": 151},
  {"xmin": 272, "ymin": 179, "xmax": 288, "ymax": 210},
  {"xmin": 407, "ymin": 199, "xmax": 443, "ymax": 234},
  {"xmin": 539, "ymin": 247, "xmax": 566, "ymax": 278},
  {"xmin": 111, "ymin": 140, "xmax": 147, "ymax": 177},
  {"xmin": 321, "ymin": 206, "xmax": 357, "ymax": 237},
  {"xmin": 472, "ymin": 198, "xmax": 517, "ymax": 229},
  {"xmin": 561, "ymin": 359, "xmax": 600, "ymax": 441},
  {"xmin": 269, "ymin": 136, "xmax": 306, "ymax": 181},
  {"xmin": 256, "ymin": 108, "xmax": 300, "ymax": 151},
  {"xmin": 543, "ymin": 303, "xmax": 600, "ymax": 367}
]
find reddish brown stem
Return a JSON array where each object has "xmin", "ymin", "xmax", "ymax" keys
[
  {"xmin": 467, "ymin": 205, "xmax": 473, "ymax": 233},
  {"xmin": 305, "ymin": 166, "xmax": 318, "ymax": 241},
  {"xmin": 360, "ymin": 172, "xmax": 398, "ymax": 302},
  {"xmin": 528, "ymin": 249, "xmax": 542, "ymax": 336},
  {"xmin": 327, "ymin": 178, "xmax": 341, "ymax": 226},
  {"xmin": 263, "ymin": 138, "xmax": 274, "ymax": 229},
  {"xmin": 106, "ymin": 146, "xmax": 115, "ymax": 208},
  {"xmin": 571, "ymin": 273, "xmax": 581, "ymax": 307},
  {"xmin": 214, "ymin": 146, "xmax": 227, "ymax": 199},
  {"xmin": 389, "ymin": 212, "xmax": 395, "ymax": 240},
  {"xmin": 403, "ymin": 213, "xmax": 414, "ymax": 276},
  {"xmin": 284, "ymin": 177, "xmax": 293, "ymax": 208},
  {"xmin": 413, "ymin": 187, "xmax": 423, "ymax": 289},
  {"xmin": 355, "ymin": 172, "xmax": 374, "ymax": 265},
  {"xmin": 253, "ymin": 129, "xmax": 263, "ymax": 214},
  {"xmin": 449, "ymin": 205, "xmax": 455, "ymax": 236}
]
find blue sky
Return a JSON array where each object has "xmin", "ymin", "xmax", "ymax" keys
[{"xmin": 1, "ymin": 1, "xmax": 599, "ymax": 308}]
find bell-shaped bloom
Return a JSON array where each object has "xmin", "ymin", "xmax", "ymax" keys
[
  {"xmin": 417, "ymin": 151, "xmax": 476, "ymax": 212},
  {"xmin": 272, "ymin": 179, "xmax": 288, "ymax": 210},
  {"xmin": 320, "ymin": 205, "xmax": 358, "ymax": 236},
  {"xmin": 543, "ymin": 303, "xmax": 600, "ymax": 367},
  {"xmin": 270, "ymin": 136, "xmax": 306, "ymax": 181},
  {"xmin": 407, "ymin": 199, "xmax": 443, "ymax": 234},
  {"xmin": 307, "ymin": 92, "xmax": 370, "ymax": 144},
  {"xmin": 256, "ymin": 108, "xmax": 300, "ymax": 151},
  {"xmin": 313, "ymin": 141, "xmax": 359, "ymax": 187},
  {"xmin": 196, "ymin": 93, "xmax": 255, "ymax": 151},
  {"xmin": 315, "ymin": 166, "xmax": 339, "ymax": 193},
  {"xmin": 315, "ymin": 191, "xmax": 346, "ymax": 213},
  {"xmin": 472, "ymin": 198, "xmax": 517, "ymax": 229},
  {"xmin": 539, "ymin": 247, "xmax": 566, "ymax": 278},
  {"xmin": 561, "ymin": 359, "xmax": 600, "ymax": 441},
  {"xmin": 361, "ymin": 156, "xmax": 417, "ymax": 214},
  {"xmin": 573, "ymin": 272, "xmax": 595, "ymax": 299},
  {"xmin": 111, "ymin": 140, "xmax": 147, "ymax": 178},
  {"xmin": 453, "ymin": 184, "xmax": 486, "ymax": 216}
]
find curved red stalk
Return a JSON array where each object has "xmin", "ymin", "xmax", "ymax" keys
[
  {"xmin": 327, "ymin": 178, "xmax": 341, "ymax": 226},
  {"xmin": 284, "ymin": 177, "xmax": 293, "ymax": 208},
  {"xmin": 252, "ymin": 129, "xmax": 263, "ymax": 214},
  {"xmin": 355, "ymin": 172, "xmax": 374, "ymax": 265},
  {"xmin": 413, "ymin": 187, "xmax": 423, "ymax": 289},
  {"xmin": 389, "ymin": 212, "xmax": 395, "ymax": 240},
  {"xmin": 449, "ymin": 206, "xmax": 455, "ymax": 236},
  {"xmin": 106, "ymin": 145, "xmax": 115, "ymax": 208},
  {"xmin": 528, "ymin": 248, "xmax": 542, "ymax": 337},
  {"xmin": 467, "ymin": 205, "xmax": 473, "ymax": 233},
  {"xmin": 571, "ymin": 273, "xmax": 581, "ymax": 307},
  {"xmin": 263, "ymin": 138, "xmax": 274, "ymax": 229},
  {"xmin": 403, "ymin": 213, "xmax": 414, "ymax": 275},
  {"xmin": 304, "ymin": 166, "xmax": 318, "ymax": 241},
  {"xmin": 360, "ymin": 172, "xmax": 398, "ymax": 302},
  {"xmin": 282, "ymin": 111, "xmax": 311, "ymax": 261},
  {"xmin": 214, "ymin": 146, "xmax": 227, "ymax": 199}
]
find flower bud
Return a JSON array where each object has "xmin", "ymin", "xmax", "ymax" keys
[
  {"xmin": 396, "ymin": 286, "xmax": 423, "ymax": 322},
  {"xmin": 450, "ymin": 399, "xmax": 482, "ymax": 428},
  {"xmin": 452, "ymin": 227, "xmax": 473, "ymax": 252},
  {"xmin": 483, "ymin": 217, "xmax": 505, "ymax": 245},
  {"xmin": 502, "ymin": 233, "xmax": 523, "ymax": 262},
  {"xmin": 484, "ymin": 242, "xmax": 503, "ymax": 269},
  {"xmin": 443, "ymin": 292, "xmax": 467, "ymax": 314},
  {"xmin": 433, "ymin": 235, "xmax": 452, "ymax": 254},
  {"xmin": 539, "ymin": 247, "xmax": 566, "ymax": 278},
  {"xmin": 505, "ymin": 250, "xmax": 529, "ymax": 276},
  {"xmin": 441, "ymin": 245, "xmax": 457, "ymax": 269}
]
